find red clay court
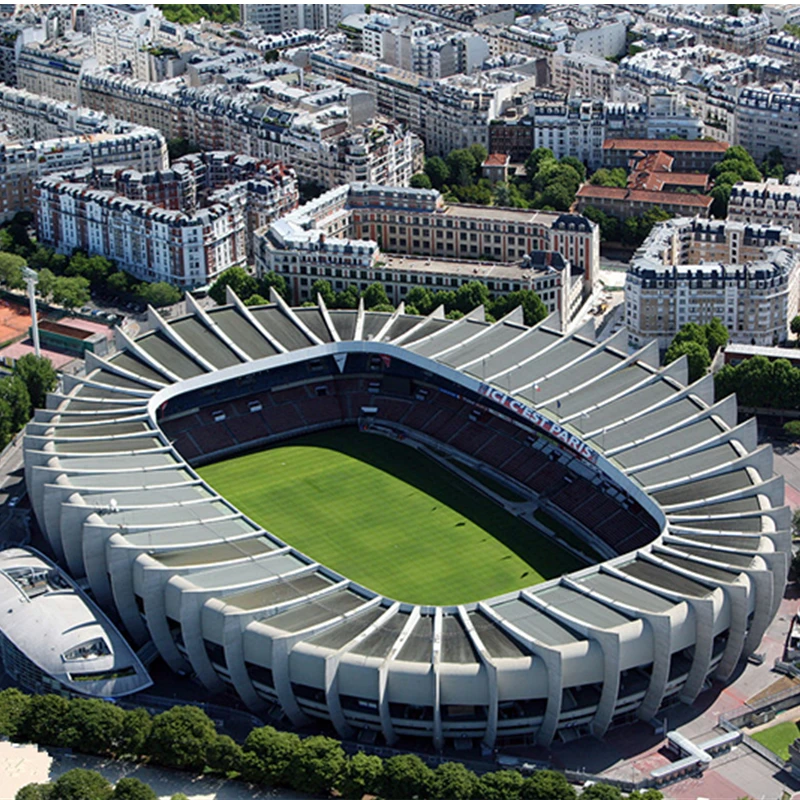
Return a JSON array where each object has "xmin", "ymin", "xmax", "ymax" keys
[{"xmin": 0, "ymin": 299, "xmax": 32, "ymax": 345}]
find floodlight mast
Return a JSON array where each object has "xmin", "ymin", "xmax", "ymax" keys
[{"xmin": 21, "ymin": 266, "xmax": 39, "ymax": 358}]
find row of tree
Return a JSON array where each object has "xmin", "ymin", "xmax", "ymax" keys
[
  {"xmin": 206, "ymin": 266, "xmax": 289, "ymax": 306},
  {"xmin": 0, "ymin": 690, "xmax": 662, "ymax": 800},
  {"xmin": 0, "ymin": 355, "xmax": 57, "ymax": 449},
  {"xmin": 18, "ymin": 768, "xmax": 175, "ymax": 800},
  {"xmin": 715, "ymin": 355, "xmax": 800, "ymax": 410},
  {"xmin": 582, "ymin": 205, "xmax": 671, "ymax": 248},
  {"xmin": 156, "ymin": 4, "xmax": 239, "ymax": 25},
  {"xmin": 0, "ymin": 214, "xmax": 181, "ymax": 309}
]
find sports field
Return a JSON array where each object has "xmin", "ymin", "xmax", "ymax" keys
[
  {"xmin": 198, "ymin": 427, "xmax": 581, "ymax": 605},
  {"xmin": 750, "ymin": 719, "xmax": 799, "ymax": 761}
]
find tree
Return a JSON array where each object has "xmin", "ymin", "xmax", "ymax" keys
[
  {"xmin": 49, "ymin": 769, "xmax": 112, "ymax": 800},
  {"xmin": 560, "ymin": 155, "xmax": 587, "ymax": 181},
  {"xmin": 410, "ymin": 173, "xmax": 433, "ymax": 189},
  {"xmin": 337, "ymin": 751, "xmax": 383, "ymax": 799},
  {"xmin": 627, "ymin": 791, "xmax": 663, "ymax": 800},
  {"xmin": 433, "ymin": 761, "xmax": 478, "ymax": 800},
  {"xmin": 111, "ymin": 778, "xmax": 157, "ymax": 800},
  {"xmin": 705, "ymin": 317, "xmax": 729, "ymax": 355},
  {"xmin": 492, "ymin": 290, "xmax": 548, "ymax": 326},
  {"xmin": 66, "ymin": 253, "xmax": 113, "ymax": 288},
  {"xmin": 146, "ymin": 705, "xmax": 218, "ymax": 771},
  {"xmin": 525, "ymin": 147, "xmax": 555, "ymax": 178},
  {"xmin": 381, "ymin": 754, "xmax": 435, "ymax": 800},
  {"xmin": 580, "ymin": 784, "xmax": 623, "ymax": 800},
  {"xmin": 311, "ymin": 279, "xmax": 336, "ymax": 307},
  {"xmin": 51, "ymin": 275, "xmax": 90, "ymax": 309},
  {"xmin": 785, "ymin": 420, "xmax": 800, "ymax": 440},
  {"xmin": 477, "ymin": 770, "xmax": 525, "ymax": 800},
  {"xmin": 244, "ymin": 293, "xmax": 268, "ymax": 307},
  {"xmin": 286, "ymin": 735, "xmax": 347, "ymax": 795},
  {"xmin": 0, "ymin": 397, "xmax": 12, "ymax": 449},
  {"xmin": 362, "ymin": 282, "xmax": 390, "ymax": 310},
  {"xmin": 59, "ymin": 697, "xmax": 124, "ymax": 756},
  {"xmin": 0, "ymin": 375, "xmax": 31, "ymax": 432},
  {"xmin": 455, "ymin": 280, "xmax": 490, "ymax": 313},
  {"xmin": 118, "ymin": 707, "xmax": 152, "ymax": 756},
  {"xmin": 136, "ymin": 281, "xmax": 181, "ymax": 307},
  {"xmin": 0, "ymin": 688, "xmax": 31, "ymax": 739},
  {"xmin": 334, "ymin": 285, "xmax": 360, "ymax": 309},
  {"xmin": 791, "ymin": 315, "xmax": 800, "ymax": 341},
  {"xmin": 447, "ymin": 148, "xmax": 479, "ymax": 187},
  {"xmin": 0, "ymin": 251, "xmax": 25, "ymax": 289},
  {"xmin": 243, "ymin": 726, "xmax": 300, "ymax": 786},
  {"xmin": 424, "ymin": 156, "xmax": 450, "ymax": 190},
  {"xmin": 259, "ymin": 271, "xmax": 289, "ymax": 303},
  {"xmin": 106, "ymin": 271, "xmax": 132, "ymax": 296},
  {"xmin": 405, "ymin": 287, "xmax": 435, "ymax": 315},
  {"xmin": 589, "ymin": 168, "xmax": 627, "ymax": 188},
  {"xmin": 520, "ymin": 769, "xmax": 577, "ymax": 800},
  {"xmin": 14, "ymin": 354, "xmax": 57, "ymax": 408},
  {"xmin": 36, "ymin": 268, "xmax": 56, "ymax": 300},
  {"xmin": 207, "ymin": 734, "xmax": 243, "ymax": 775},
  {"xmin": 208, "ymin": 266, "xmax": 257, "ymax": 305},
  {"xmin": 15, "ymin": 785, "xmax": 52, "ymax": 800},
  {"xmin": 664, "ymin": 340, "xmax": 711, "ymax": 383}
]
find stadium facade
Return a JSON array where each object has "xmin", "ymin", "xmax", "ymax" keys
[{"xmin": 23, "ymin": 291, "xmax": 788, "ymax": 749}]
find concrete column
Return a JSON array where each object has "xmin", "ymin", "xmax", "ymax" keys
[
  {"xmin": 107, "ymin": 542, "xmax": 149, "ymax": 644},
  {"xmin": 180, "ymin": 592, "xmax": 226, "ymax": 694},
  {"xmin": 479, "ymin": 602, "xmax": 562, "ymax": 747},
  {"xmin": 432, "ymin": 607, "xmax": 443, "ymax": 752},
  {"xmin": 323, "ymin": 653, "xmax": 355, "ymax": 740},
  {"xmin": 81, "ymin": 521, "xmax": 115, "ymax": 606},
  {"xmin": 140, "ymin": 562, "xmax": 191, "ymax": 672},
  {"xmin": 224, "ymin": 614, "xmax": 267, "ymax": 714},
  {"xmin": 270, "ymin": 633, "xmax": 311, "ymax": 727},
  {"xmin": 59, "ymin": 500, "xmax": 94, "ymax": 576},
  {"xmin": 458, "ymin": 606, "xmax": 499, "ymax": 749}
]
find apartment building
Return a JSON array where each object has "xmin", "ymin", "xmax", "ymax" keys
[
  {"xmin": 643, "ymin": 8, "xmax": 771, "ymax": 56},
  {"xmin": 256, "ymin": 183, "xmax": 598, "ymax": 323},
  {"xmin": 309, "ymin": 48, "xmax": 538, "ymax": 156},
  {"xmin": 240, "ymin": 4, "xmax": 351, "ymax": 34},
  {"xmin": 36, "ymin": 154, "xmax": 298, "ymax": 288},
  {"xmin": 625, "ymin": 217, "xmax": 800, "ymax": 349},
  {"xmin": 17, "ymin": 37, "xmax": 96, "ymax": 104},
  {"xmin": 728, "ymin": 177, "xmax": 800, "ymax": 232},
  {"xmin": 551, "ymin": 52, "xmax": 617, "ymax": 100},
  {"xmin": 735, "ymin": 86, "xmax": 800, "ymax": 171}
]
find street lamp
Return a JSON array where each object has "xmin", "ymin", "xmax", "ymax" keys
[{"xmin": 21, "ymin": 267, "xmax": 39, "ymax": 358}]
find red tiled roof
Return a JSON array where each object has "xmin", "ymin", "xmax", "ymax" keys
[
  {"xmin": 576, "ymin": 184, "xmax": 713, "ymax": 208},
  {"xmin": 483, "ymin": 153, "xmax": 509, "ymax": 166},
  {"xmin": 603, "ymin": 138, "xmax": 729, "ymax": 153}
]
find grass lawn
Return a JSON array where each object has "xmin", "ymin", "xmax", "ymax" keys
[
  {"xmin": 751, "ymin": 719, "xmax": 799, "ymax": 761},
  {"xmin": 198, "ymin": 427, "xmax": 581, "ymax": 605}
]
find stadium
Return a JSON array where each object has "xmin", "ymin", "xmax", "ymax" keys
[{"xmin": 23, "ymin": 288, "xmax": 789, "ymax": 750}]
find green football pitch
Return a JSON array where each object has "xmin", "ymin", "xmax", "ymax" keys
[{"xmin": 198, "ymin": 427, "xmax": 581, "ymax": 605}]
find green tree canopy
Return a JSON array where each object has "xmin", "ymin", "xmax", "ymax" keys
[
  {"xmin": 0, "ymin": 688, "xmax": 31, "ymax": 739},
  {"xmin": 311, "ymin": 278, "xmax": 336, "ymax": 307},
  {"xmin": 244, "ymin": 293, "xmax": 268, "ymax": 307},
  {"xmin": 14, "ymin": 354, "xmax": 57, "ymax": 409},
  {"xmin": 49, "ymin": 769, "xmax": 112, "ymax": 800},
  {"xmin": 146, "ymin": 705, "xmax": 218, "ymax": 771},
  {"xmin": 410, "ymin": 173, "xmax": 433, "ymax": 189},
  {"xmin": 381, "ymin": 754, "xmax": 435, "ymax": 800},
  {"xmin": 0, "ymin": 251, "xmax": 26, "ymax": 290},
  {"xmin": 433, "ymin": 761, "xmax": 479, "ymax": 800},
  {"xmin": 424, "ymin": 156, "xmax": 450, "ymax": 190},
  {"xmin": 337, "ymin": 751, "xmax": 383, "ymax": 799},
  {"xmin": 0, "ymin": 375, "xmax": 31, "ymax": 431},
  {"xmin": 51, "ymin": 275, "xmax": 90, "ymax": 309},
  {"xmin": 208, "ymin": 266, "xmax": 258, "ymax": 305},
  {"xmin": 259, "ymin": 270, "xmax": 289, "ymax": 302},
  {"xmin": 477, "ymin": 769, "xmax": 525, "ymax": 800},
  {"xmin": 111, "ymin": 778, "xmax": 157, "ymax": 800},
  {"xmin": 207, "ymin": 734, "xmax": 243, "ymax": 775},
  {"xmin": 136, "ymin": 281, "xmax": 182, "ymax": 308},
  {"xmin": 243, "ymin": 726, "xmax": 300, "ymax": 786},
  {"xmin": 286, "ymin": 735, "xmax": 347, "ymax": 795},
  {"xmin": 118, "ymin": 708, "xmax": 152, "ymax": 756},
  {"xmin": 580, "ymin": 784, "xmax": 623, "ymax": 800},
  {"xmin": 59, "ymin": 698, "xmax": 125, "ymax": 755},
  {"xmin": 520, "ymin": 769, "xmax": 577, "ymax": 800},
  {"xmin": 446, "ymin": 148, "xmax": 480, "ymax": 187},
  {"xmin": 362, "ymin": 282, "xmax": 390, "ymax": 310},
  {"xmin": 664, "ymin": 339, "xmax": 711, "ymax": 383}
]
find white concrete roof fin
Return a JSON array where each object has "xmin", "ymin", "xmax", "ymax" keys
[
  {"xmin": 406, "ymin": 306, "xmax": 476, "ymax": 351},
  {"xmin": 269, "ymin": 286, "xmax": 324, "ymax": 345},
  {"xmin": 354, "ymin": 296, "xmax": 365, "ymax": 341},
  {"xmin": 85, "ymin": 351, "xmax": 166, "ymax": 390},
  {"xmin": 426, "ymin": 305, "xmax": 519, "ymax": 361},
  {"xmin": 226, "ymin": 287, "xmax": 288, "ymax": 354},
  {"xmin": 147, "ymin": 305, "xmax": 215, "ymax": 373},
  {"xmin": 374, "ymin": 301, "xmax": 404, "ymax": 342},
  {"xmin": 316, "ymin": 293, "xmax": 341, "ymax": 342},
  {"xmin": 186, "ymin": 292, "xmax": 251, "ymax": 362},
  {"xmin": 390, "ymin": 305, "xmax": 446, "ymax": 347},
  {"xmin": 115, "ymin": 325, "xmax": 181, "ymax": 383}
]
